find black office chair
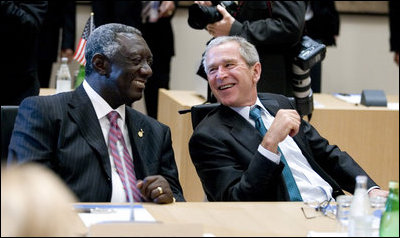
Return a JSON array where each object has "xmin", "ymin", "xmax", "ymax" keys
[
  {"xmin": 190, "ymin": 103, "xmax": 220, "ymax": 130},
  {"xmin": 1, "ymin": 105, "xmax": 19, "ymax": 162}
]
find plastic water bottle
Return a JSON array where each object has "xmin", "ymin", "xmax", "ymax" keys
[
  {"xmin": 348, "ymin": 175, "xmax": 373, "ymax": 237},
  {"xmin": 379, "ymin": 181, "xmax": 399, "ymax": 237},
  {"xmin": 56, "ymin": 57, "xmax": 72, "ymax": 94}
]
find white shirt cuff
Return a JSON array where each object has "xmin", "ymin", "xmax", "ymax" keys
[
  {"xmin": 258, "ymin": 145, "xmax": 281, "ymax": 164},
  {"xmin": 367, "ymin": 185, "xmax": 380, "ymax": 194}
]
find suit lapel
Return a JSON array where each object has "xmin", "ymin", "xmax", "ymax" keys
[
  {"xmin": 220, "ymin": 106, "xmax": 261, "ymax": 154},
  {"xmin": 67, "ymin": 86, "xmax": 111, "ymax": 177}
]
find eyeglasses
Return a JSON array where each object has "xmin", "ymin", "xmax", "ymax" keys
[{"xmin": 301, "ymin": 198, "xmax": 336, "ymax": 219}]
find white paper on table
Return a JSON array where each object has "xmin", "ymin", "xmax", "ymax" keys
[
  {"xmin": 387, "ymin": 102, "xmax": 399, "ymax": 110},
  {"xmin": 333, "ymin": 93, "xmax": 361, "ymax": 105},
  {"xmin": 307, "ymin": 231, "xmax": 348, "ymax": 237},
  {"xmin": 313, "ymin": 99, "xmax": 325, "ymax": 108},
  {"xmin": 75, "ymin": 204, "xmax": 156, "ymax": 227}
]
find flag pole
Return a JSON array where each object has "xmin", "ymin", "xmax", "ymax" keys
[{"xmin": 90, "ymin": 12, "xmax": 94, "ymax": 33}]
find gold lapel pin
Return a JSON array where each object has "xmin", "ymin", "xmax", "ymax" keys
[{"xmin": 138, "ymin": 129, "xmax": 144, "ymax": 138}]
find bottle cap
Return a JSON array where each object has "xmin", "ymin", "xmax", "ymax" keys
[
  {"xmin": 356, "ymin": 175, "xmax": 367, "ymax": 183},
  {"xmin": 388, "ymin": 181, "xmax": 399, "ymax": 189}
]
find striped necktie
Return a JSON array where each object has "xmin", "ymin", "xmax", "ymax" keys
[
  {"xmin": 107, "ymin": 111, "xmax": 142, "ymax": 202},
  {"xmin": 249, "ymin": 106, "xmax": 303, "ymax": 201}
]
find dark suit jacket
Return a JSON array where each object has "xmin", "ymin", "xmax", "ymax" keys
[
  {"xmin": 8, "ymin": 86, "xmax": 184, "ymax": 202},
  {"xmin": 230, "ymin": 1, "xmax": 306, "ymax": 96},
  {"xmin": 305, "ymin": 1, "xmax": 340, "ymax": 46},
  {"xmin": 189, "ymin": 93, "xmax": 377, "ymax": 201},
  {"xmin": 142, "ymin": 1, "xmax": 177, "ymax": 118},
  {"xmin": 1, "ymin": 1, "xmax": 47, "ymax": 105},
  {"xmin": 38, "ymin": 1, "xmax": 76, "ymax": 61},
  {"xmin": 389, "ymin": 1, "xmax": 399, "ymax": 53}
]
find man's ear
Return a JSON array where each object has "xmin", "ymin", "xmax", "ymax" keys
[
  {"xmin": 92, "ymin": 53, "xmax": 110, "ymax": 77},
  {"xmin": 252, "ymin": 62, "xmax": 262, "ymax": 84}
]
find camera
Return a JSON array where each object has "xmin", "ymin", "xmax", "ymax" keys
[
  {"xmin": 188, "ymin": 1, "xmax": 238, "ymax": 30},
  {"xmin": 293, "ymin": 36, "xmax": 326, "ymax": 71},
  {"xmin": 292, "ymin": 36, "xmax": 326, "ymax": 118}
]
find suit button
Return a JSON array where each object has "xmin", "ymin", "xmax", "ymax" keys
[{"xmin": 107, "ymin": 177, "xmax": 111, "ymax": 181}]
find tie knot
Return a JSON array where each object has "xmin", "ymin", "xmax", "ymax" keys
[
  {"xmin": 107, "ymin": 111, "xmax": 119, "ymax": 125},
  {"xmin": 249, "ymin": 106, "xmax": 262, "ymax": 121}
]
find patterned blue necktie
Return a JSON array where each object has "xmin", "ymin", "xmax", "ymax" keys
[{"xmin": 249, "ymin": 106, "xmax": 303, "ymax": 201}]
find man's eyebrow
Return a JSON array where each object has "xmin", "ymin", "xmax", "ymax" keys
[{"xmin": 207, "ymin": 58, "xmax": 236, "ymax": 68}]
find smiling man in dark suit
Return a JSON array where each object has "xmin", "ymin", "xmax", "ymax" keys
[
  {"xmin": 8, "ymin": 23, "xmax": 184, "ymax": 204},
  {"xmin": 189, "ymin": 36, "xmax": 387, "ymax": 202}
]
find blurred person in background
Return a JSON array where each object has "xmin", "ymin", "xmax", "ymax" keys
[
  {"xmin": 1, "ymin": 163, "xmax": 86, "ymax": 237},
  {"xmin": 388, "ymin": 1, "xmax": 399, "ymax": 66},
  {"xmin": 142, "ymin": 1, "xmax": 177, "ymax": 119},
  {"xmin": 37, "ymin": 1, "xmax": 76, "ymax": 88},
  {"xmin": 305, "ymin": 1, "xmax": 339, "ymax": 93},
  {"xmin": 0, "ymin": 1, "xmax": 47, "ymax": 105}
]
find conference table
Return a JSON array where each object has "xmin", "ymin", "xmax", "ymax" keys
[
  {"xmin": 157, "ymin": 89, "xmax": 399, "ymax": 202},
  {"xmin": 77, "ymin": 202, "xmax": 340, "ymax": 237}
]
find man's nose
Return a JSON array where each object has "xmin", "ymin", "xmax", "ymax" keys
[
  {"xmin": 140, "ymin": 63, "xmax": 152, "ymax": 76},
  {"xmin": 216, "ymin": 66, "xmax": 228, "ymax": 80}
]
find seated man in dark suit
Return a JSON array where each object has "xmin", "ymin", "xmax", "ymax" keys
[
  {"xmin": 189, "ymin": 36, "xmax": 388, "ymax": 202},
  {"xmin": 8, "ymin": 23, "xmax": 184, "ymax": 204}
]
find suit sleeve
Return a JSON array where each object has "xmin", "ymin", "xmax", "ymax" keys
[
  {"xmin": 300, "ymin": 119, "xmax": 378, "ymax": 193},
  {"xmin": 274, "ymin": 93, "xmax": 378, "ymax": 194},
  {"xmin": 189, "ymin": 122, "xmax": 284, "ymax": 201},
  {"xmin": 7, "ymin": 96, "xmax": 57, "ymax": 169},
  {"xmin": 159, "ymin": 126, "xmax": 186, "ymax": 201},
  {"xmin": 1, "ymin": 1, "xmax": 47, "ymax": 32}
]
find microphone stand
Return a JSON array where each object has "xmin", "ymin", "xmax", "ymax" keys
[{"xmin": 116, "ymin": 140, "xmax": 135, "ymax": 222}]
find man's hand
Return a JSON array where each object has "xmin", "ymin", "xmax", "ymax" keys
[
  {"xmin": 206, "ymin": 4, "xmax": 235, "ymax": 37},
  {"xmin": 61, "ymin": 49, "xmax": 74, "ymax": 63},
  {"xmin": 260, "ymin": 109, "xmax": 301, "ymax": 153},
  {"xmin": 158, "ymin": 1, "xmax": 175, "ymax": 18},
  {"xmin": 194, "ymin": 1, "xmax": 212, "ymax": 6},
  {"xmin": 137, "ymin": 175, "xmax": 175, "ymax": 204}
]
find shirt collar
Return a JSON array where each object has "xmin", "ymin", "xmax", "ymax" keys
[
  {"xmin": 230, "ymin": 97, "xmax": 269, "ymax": 119},
  {"xmin": 83, "ymin": 80, "xmax": 126, "ymax": 121}
]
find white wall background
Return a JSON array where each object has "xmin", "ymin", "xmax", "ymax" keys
[{"xmin": 61, "ymin": 3, "xmax": 399, "ymax": 115}]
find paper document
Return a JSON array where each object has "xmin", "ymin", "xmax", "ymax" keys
[
  {"xmin": 313, "ymin": 99, "xmax": 325, "ymax": 108},
  {"xmin": 74, "ymin": 204, "xmax": 156, "ymax": 227},
  {"xmin": 333, "ymin": 93, "xmax": 361, "ymax": 105},
  {"xmin": 307, "ymin": 231, "xmax": 348, "ymax": 237},
  {"xmin": 388, "ymin": 102, "xmax": 399, "ymax": 110}
]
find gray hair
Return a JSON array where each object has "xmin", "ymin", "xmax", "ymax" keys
[
  {"xmin": 85, "ymin": 23, "xmax": 142, "ymax": 75},
  {"xmin": 202, "ymin": 36, "xmax": 260, "ymax": 73}
]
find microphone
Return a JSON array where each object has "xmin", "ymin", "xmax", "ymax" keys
[{"xmin": 116, "ymin": 140, "xmax": 135, "ymax": 222}]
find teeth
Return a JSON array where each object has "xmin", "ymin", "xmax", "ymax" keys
[
  {"xmin": 135, "ymin": 81, "xmax": 145, "ymax": 87},
  {"xmin": 219, "ymin": 84, "xmax": 234, "ymax": 90}
]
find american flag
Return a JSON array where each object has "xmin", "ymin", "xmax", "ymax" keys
[{"xmin": 73, "ymin": 13, "xmax": 95, "ymax": 66}]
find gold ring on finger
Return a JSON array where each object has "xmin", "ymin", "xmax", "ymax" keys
[{"xmin": 156, "ymin": 186, "xmax": 163, "ymax": 195}]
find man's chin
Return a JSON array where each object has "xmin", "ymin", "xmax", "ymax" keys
[{"xmin": 128, "ymin": 93, "xmax": 143, "ymax": 104}]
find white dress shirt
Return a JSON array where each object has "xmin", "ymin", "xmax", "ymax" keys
[
  {"xmin": 231, "ymin": 97, "xmax": 333, "ymax": 203},
  {"xmin": 83, "ymin": 80, "xmax": 133, "ymax": 202}
]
